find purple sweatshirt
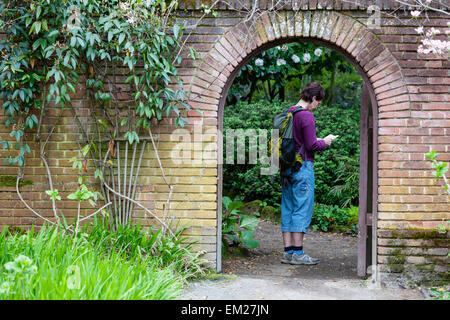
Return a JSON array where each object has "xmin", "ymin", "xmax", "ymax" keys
[{"xmin": 287, "ymin": 106, "xmax": 327, "ymax": 162}]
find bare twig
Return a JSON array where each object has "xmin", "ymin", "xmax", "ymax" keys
[
  {"xmin": 123, "ymin": 140, "xmax": 129, "ymax": 224},
  {"xmin": 102, "ymin": 179, "xmax": 175, "ymax": 237},
  {"xmin": 16, "ymin": 172, "xmax": 58, "ymax": 227},
  {"xmin": 39, "ymin": 126, "xmax": 60, "ymax": 224},
  {"xmin": 117, "ymin": 140, "xmax": 122, "ymax": 226},
  {"xmin": 126, "ymin": 141, "xmax": 137, "ymax": 222},
  {"xmin": 35, "ymin": 87, "xmax": 63, "ymax": 224},
  {"xmin": 79, "ymin": 201, "xmax": 113, "ymax": 222},
  {"xmin": 149, "ymin": 127, "xmax": 173, "ymax": 233},
  {"xmin": 172, "ymin": 0, "xmax": 222, "ymax": 65},
  {"xmin": 128, "ymin": 141, "xmax": 147, "ymax": 219}
]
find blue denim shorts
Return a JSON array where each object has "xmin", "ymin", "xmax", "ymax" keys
[{"xmin": 281, "ymin": 160, "xmax": 315, "ymax": 233}]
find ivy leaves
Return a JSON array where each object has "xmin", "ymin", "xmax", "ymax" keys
[
  {"xmin": 124, "ymin": 131, "xmax": 139, "ymax": 145},
  {"xmin": 1, "ymin": 0, "xmax": 191, "ymax": 168}
]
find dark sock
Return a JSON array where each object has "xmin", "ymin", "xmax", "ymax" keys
[
  {"xmin": 284, "ymin": 246, "xmax": 294, "ymax": 253},
  {"xmin": 292, "ymin": 246, "xmax": 303, "ymax": 255}
]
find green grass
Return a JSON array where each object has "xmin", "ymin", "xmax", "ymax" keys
[{"xmin": 0, "ymin": 219, "xmax": 209, "ymax": 300}]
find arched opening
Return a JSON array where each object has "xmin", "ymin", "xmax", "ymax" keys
[{"xmin": 215, "ymin": 37, "xmax": 379, "ymax": 279}]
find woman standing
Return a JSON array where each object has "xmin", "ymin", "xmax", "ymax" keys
[{"xmin": 280, "ymin": 82, "xmax": 338, "ymax": 265}]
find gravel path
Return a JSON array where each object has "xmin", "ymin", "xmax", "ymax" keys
[{"xmin": 181, "ymin": 220, "xmax": 424, "ymax": 300}]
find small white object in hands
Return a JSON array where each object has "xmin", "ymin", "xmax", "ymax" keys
[{"xmin": 325, "ymin": 134, "xmax": 339, "ymax": 140}]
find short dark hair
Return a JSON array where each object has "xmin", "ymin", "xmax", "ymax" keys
[{"xmin": 300, "ymin": 81, "xmax": 325, "ymax": 103}]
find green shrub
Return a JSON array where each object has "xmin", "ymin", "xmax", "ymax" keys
[
  {"xmin": 344, "ymin": 205, "xmax": 359, "ymax": 236},
  {"xmin": 314, "ymin": 103, "xmax": 360, "ymax": 206},
  {"xmin": 222, "ymin": 196, "xmax": 259, "ymax": 253},
  {"xmin": 345, "ymin": 205, "xmax": 359, "ymax": 228},
  {"xmin": 223, "ymin": 100, "xmax": 360, "ymax": 207},
  {"xmin": 239, "ymin": 200, "xmax": 263, "ymax": 216},
  {"xmin": 329, "ymin": 155, "xmax": 360, "ymax": 208},
  {"xmin": 311, "ymin": 203, "xmax": 348, "ymax": 232},
  {"xmin": 260, "ymin": 205, "xmax": 280, "ymax": 223},
  {"xmin": 231, "ymin": 165, "xmax": 281, "ymax": 207}
]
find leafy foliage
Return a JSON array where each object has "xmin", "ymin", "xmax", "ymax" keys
[
  {"xmin": 222, "ymin": 196, "xmax": 259, "ymax": 252},
  {"xmin": 227, "ymin": 43, "xmax": 355, "ymax": 105},
  {"xmin": 329, "ymin": 155, "xmax": 360, "ymax": 208},
  {"xmin": 428, "ymin": 286, "xmax": 449, "ymax": 300},
  {"xmin": 223, "ymin": 100, "xmax": 360, "ymax": 207},
  {"xmin": 223, "ymin": 100, "xmax": 288, "ymax": 206},
  {"xmin": 313, "ymin": 102, "xmax": 360, "ymax": 206},
  {"xmin": 0, "ymin": 219, "xmax": 208, "ymax": 299},
  {"xmin": 311, "ymin": 203, "xmax": 348, "ymax": 232},
  {"xmin": 426, "ymin": 150, "xmax": 449, "ymax": 194},
  {"xmin": 0, "ymin": 0, "xmax": 191, "ymax": 167},
  {"xmin": 344, "ymin": 205, "xmax": 359, "ymax": 235}
]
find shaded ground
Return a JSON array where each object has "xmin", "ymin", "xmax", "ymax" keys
[
  {"xmin": 181, "ymin": 220, "xmax": 424, "ymax": 300},
  {"xmin": 222, "ymin": 220, "xmax": 358, "ymax": 279}
]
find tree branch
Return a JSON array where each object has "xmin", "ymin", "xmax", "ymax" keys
[{"xmin": 102, "ymin": 178, "xmax": 175, "ymax": 237}]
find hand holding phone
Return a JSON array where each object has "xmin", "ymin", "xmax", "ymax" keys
[
  {"xmin": 325, "ymin": 134, "xmax": 339, "ymax": 141},
  {"xmin": 323, "ymin": 134, "xmax": 339, "ymax": 146}
]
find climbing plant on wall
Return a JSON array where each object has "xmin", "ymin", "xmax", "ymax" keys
[
  {"xmin": 0, "ymin": 0, "xmax": 190, "ymax": 165},
  {"xmin": 0, "ymin": 0, "xmax": 200, "ymax": 230}
]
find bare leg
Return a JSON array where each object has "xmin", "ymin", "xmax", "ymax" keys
[
  {"xmin": 292, "ymin": 232, "xmax": 304, "ymax": 247},
  {"xmin": 282, "ymin": 232, "xmax": 292, "ymax": 247},
  {"xmin": 283, "ymin": 232, "xmax": 304, "ymax": 247}
]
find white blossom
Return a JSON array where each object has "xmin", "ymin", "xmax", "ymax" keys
[
  {"xmin": 276, "ymin": 58, "xmax": 286, "ymax": 66},
  {"xmin": 119, "ymin": 2, "xmax": 130, "ymax": 11},
  {"xmin": 415, "ymin": 26, "xmax": 424, "ymax": 34},
  {"xmin": 417, "ymin": 24, "xmax": 450, "ymax": 57},
  {"xmin": 255, "ymin": 58, "xmax": 264, "ymax": 66},
  {"xmin": 291, "ymin": 54, "xmax": 300, "ymax": 63},
  {"xmin": 418, "ymin": 39, "xmax": 450, "ymax": 56},
  {"xmin": 426, "ymin": 27, "xmax": 441, "ymax": 38},
  {"xmin": 314, "ymin": 48, "xmax": 322, "ymax": 57},
  {"xmin": 303, "ymin": 52, "xmax": 311, "ymax": 62},
  {"xmin": 411, "ymin": 10, "xmax": 421, "ymax": 18}
]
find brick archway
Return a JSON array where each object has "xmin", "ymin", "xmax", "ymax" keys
[
  {"xmin": 187, "ymin": 10, "xmax": 410, "ymax": 113},
  {"xmin": 1, "ymin": 2, "xmax": 449, "ymax": 284},
  {"xmin": 185, "ymin": 10, "xmax": 411, "ymax": 275}
]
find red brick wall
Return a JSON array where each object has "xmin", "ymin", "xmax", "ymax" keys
[{"xmin": 1, "ymin": 2, "xmax": 449, "ymax": 280}]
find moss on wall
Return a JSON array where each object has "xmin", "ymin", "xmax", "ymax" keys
[
  {"xmin": 381, "ymin": 228, "xmax": 449, "ymax": 285},
  {"xmin": 387, "ymin": 248, "xmax": 406, "ymax": 273},
  {"xmin": 389, "ymin": 228, "xmax": 449, "ymax": 250},
  {"xmin": 0, "ymin": 175, "xmax": 33, "ymax": 188}
]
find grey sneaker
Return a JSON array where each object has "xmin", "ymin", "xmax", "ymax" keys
[
  {"xmin": 280, "ymin": 252, "xmax": 293, "ymax": 264},
  {"xmin": 290, "ymin": 253, "xmax": 319, "ymax": 265}
]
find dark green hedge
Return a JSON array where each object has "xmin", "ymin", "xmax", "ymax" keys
[{"xmin": 222, "ymin": 100, "xmax": 360, "ymax": 207}]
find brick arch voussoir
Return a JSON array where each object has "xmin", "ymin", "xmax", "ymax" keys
[
  {"xmin": 314, "ymin": 11, "xmax": 411, "ymax": 113},
  {"xmin": 186, "ymin": 15, "xmax": 265, "ymax": 108},
  {"xmin": 187, "ymin": 10, "xmax": 411, "ymax": 115}
]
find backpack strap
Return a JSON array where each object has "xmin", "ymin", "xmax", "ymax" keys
[
  {"xmin": 290, "ymin": 106, "xmax": 305, "ymax": 115},
  {"xmin": 291, "ymin": 107, "xmax": 306, "ymax": 162}
]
